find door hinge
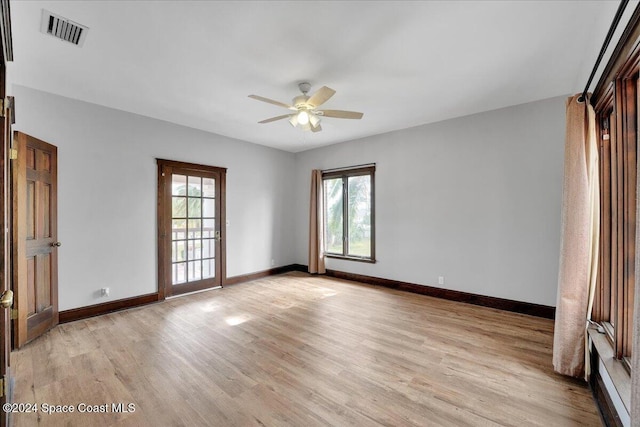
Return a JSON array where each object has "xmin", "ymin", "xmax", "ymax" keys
[
  {"xmin": 0, "ymin": 97, "xmax": 14, "ymax": 120},
  {"xmin": 0, "ymin": 97, "xmax": 11, "ymax": 118},
  {"xmin": 9, "ymin": 148, "xmax": 17, "ymax": 160},
  {"xmin": 0, "ymin": 377, "xmax": 5, "ymax": 398},
  {"xmin": 10, "ymin": 308, "xmax": 17, "ymax": 320}
]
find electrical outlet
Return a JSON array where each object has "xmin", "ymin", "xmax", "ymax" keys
[
  {"xmin": 271, "ymin": 259, "xmax": 275, "ymax": 266},
  {"xmin": 438, "ymin": 276, "xmax": 444, "ymax": 285},
  {"xmin": 101, "ymin": 287, "xmax": 110, "ymax": 297}
]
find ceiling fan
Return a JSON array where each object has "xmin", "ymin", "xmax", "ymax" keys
[{"xmin": 249, "ymin": 82, "xmax": 363, "ymax": 133}]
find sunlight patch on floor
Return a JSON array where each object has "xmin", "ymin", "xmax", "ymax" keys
[
  {"xmin": 314, "ymin": 287, "xmax": 338, "ymax": 298},
  {"xmin": 200, "ymin": 303, "xmax": 220, "ymax": 312},
  {"xmin": 225, "ymin": 314, "xmax": 252, "ymax": 326}
]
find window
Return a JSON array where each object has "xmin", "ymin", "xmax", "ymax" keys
[
  {"xmin": 322, "ymin": 166, "xmax": 375, "ymax": 262},
  {"xmin": 593, "ymin": 73, "xmax": 636, "ymax": 370}
]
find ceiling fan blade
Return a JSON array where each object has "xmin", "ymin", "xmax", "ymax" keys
[
  {"xmin": 318, "ymin": 110, "xmax": 364, "ymax": 119},
  {"xmin": 311, "ymin": 123, "xmax": 322, "ymax": 133},
  {"xmin": 307, "ymin": 86, "xmax": 336, "ymax": 108},
  {"xmin": 258, "ymin": 114, "xmax": 291, "ymax": 124},
  {"xmin": 249, "ymin": 95, "xmax": 294, "ymax": 110}
]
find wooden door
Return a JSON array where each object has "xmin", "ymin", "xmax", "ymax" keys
[
  {"xmin": 157, "ymin": 159, "xmax": 226, "ymax": 298},
  {"xmin": 12, "ymin": 132, "xmax": 58, "ymax": 347}
]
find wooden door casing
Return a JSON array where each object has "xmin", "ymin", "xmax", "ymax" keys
[
  {"xmin": 12, "ymin": 132, "xmax": 58, "ymax": 347},
  {"xmin": 0, "ymin": 0, "xmax": 13, "ymax": 424},
  {"xmin": 0, "ymin": 98, "xmax": 11, "ymax": 426}
]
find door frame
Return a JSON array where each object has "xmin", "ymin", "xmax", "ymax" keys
[
  {"xmin": 0, "ymin": 0, "xmax": 13, "ymax": 424},
  {"xmin": 156, "ymin": 159, "xmax": 226, "ymax": 298}
]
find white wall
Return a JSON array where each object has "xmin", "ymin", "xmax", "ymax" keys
[
  {"xmin": 294, "ymin": 96, "xmax": 566, "ymax": 307},
  {"xmin": 12, "ymin": 85, "xmax": 566, "ymax": 310},
  {"xmin": 12, "ymin": 85, "xmax": 296, "ymax": 311}
]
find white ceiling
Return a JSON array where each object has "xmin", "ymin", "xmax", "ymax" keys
[{"xmin": 8, "ymin": 1, "xmax": 621, "ymax": 153}]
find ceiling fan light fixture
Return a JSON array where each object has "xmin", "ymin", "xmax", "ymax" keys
[
  {"xmin": 289, "ymin": 114, "xmax": 298, "ymax": 127},
  {"xmin": 309, "ymin": 113, "xmax": 320, "ymax": 128},
  {"xmin": 297, "ymin": 110, "xmax": 310, "ymax": 125}
]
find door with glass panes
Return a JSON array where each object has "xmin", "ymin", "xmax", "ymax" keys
[{"xmin": 157, "ymin": 160, "xmax": 226, "ymax": 297}]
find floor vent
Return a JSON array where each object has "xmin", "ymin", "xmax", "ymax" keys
[{"xmin": 40, "ymin": 9, "xmax": 88, "ymax": 47}]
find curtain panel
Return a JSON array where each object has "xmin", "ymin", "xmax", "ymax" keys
[
  {"xmin": 309, "ymin": 170, "xmax": 326, "ymax": 274},
  {"xmin": 553, "ymin": 94, "xmax": 599, "ymax": 378}
]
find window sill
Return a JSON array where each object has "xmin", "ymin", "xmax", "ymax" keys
[
  {"xmin": 325, "ymin": 254, "xmax": 376, "ymax": 264},
  {"xmin": 589, "ymin": 328, "xmax": 631, "ymax": 414}
]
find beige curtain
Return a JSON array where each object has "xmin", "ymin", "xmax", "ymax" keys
[
  {"xmin": 308, "ymin": 170, "xmax": 326, "ymax": 274},
  {"xmin": 553, "ymin": 94, "xmax": 599, "ymax": 379}
]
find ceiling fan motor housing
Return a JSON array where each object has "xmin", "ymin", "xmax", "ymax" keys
[
  {"xmin": 293, "ymin": 95, "xmax": 311, "ymax": 110},
  {"xmin": 298, "ymin": 82, "xmax": 311, "ymax": 94}
]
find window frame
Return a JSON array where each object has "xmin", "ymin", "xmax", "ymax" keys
[
  {"xmin": 322, "ymin": 165, "xmax": 376, "ymax": 263},
  {"xmin": 593, "ymin": 68, "xmax": 637, "ymax": 369}
]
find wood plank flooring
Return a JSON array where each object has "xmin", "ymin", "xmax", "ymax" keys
[{"xmin": 10, "ymin": 272, "xmax": 601, "ymax": 426}]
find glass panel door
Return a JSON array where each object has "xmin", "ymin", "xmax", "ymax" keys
[
  {"xmin": 171, "ymin": 174, "xmax": 217, "ymax": 286},
  {"xmin": 158, "ymin": 159, "xmax": 226, "ymax": 297}
]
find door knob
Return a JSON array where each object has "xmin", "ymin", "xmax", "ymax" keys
[
  {"xmin": 0, "ymin": 290, "xmax": 13, "ymax": 309},
  {"xmin": 51, "ymin": 242, "xmax": 61, "ymax": 247}
]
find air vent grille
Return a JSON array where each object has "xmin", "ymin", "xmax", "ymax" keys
[{"xmin": 40, "ymin": 10, "xmax": 88, "ymax": 47}]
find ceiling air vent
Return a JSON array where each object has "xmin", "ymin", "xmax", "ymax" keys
[{"xmin": 40, "ymin": 9, "xmax": 88, "ymax": 47}]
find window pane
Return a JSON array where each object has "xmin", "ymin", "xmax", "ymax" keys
[
  {"xmin": 172, "ymin": 175, "xmax": 187, "ymax": 196},
  {"xmin": 172, "ymin": 219, "xmax": 186, "ymax": 240},
  {"xmin": 173, "ymin": 262, "xmax": 186, "ymax": 284},
  {"xmin": 347, "ymin": 175, "xmax": 371, "ymax": 257},
  {"xmin": 324, "ymin": 178, "xmax": 343, "ymax": 254},
  {"xmin": 203, "ymin": 258, "xmax": 215, "ymax": 279},
  {"xmin": 188, "ymin": 219, "xmax": 201, "ymax": 239},
  {"xmin": 203, "ymin": 219, "xmax": 215, "ymax": 238},
  {"xmin": 202, "ymin": 198, "xmax": 215, "ymax": 217},
  {"xmin": 203, "ymin": 178, "xmax": 215, "ymax": 197},
  {"xmin": 187, "ymin": 198, "xmax": 202, "ymax": 218},
  {"xmin": 188, "ymin": 260, "xmax": 202, "ymax": 281},
  {"xmin": 187, "ymin": 176, "xmax": 201, "ymax": 196},
  {"xmin": 188, "ymin": 239, "xmax": 202, "ymax": 260},
  {"xmin": 172, "ymin": 196, "xmax": 187, "ymax": 218},
  {"xmin": 202, "ymin": 239, "xmax": 215, "ymax": 258},
  {"xmin": 173, "ymin": 240, "xmax": 186, "ymax": 262}
]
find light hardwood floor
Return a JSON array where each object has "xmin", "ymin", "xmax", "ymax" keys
[{"xmin": 11, "ymin": 272, "xmax": 601, "ymax": 426}]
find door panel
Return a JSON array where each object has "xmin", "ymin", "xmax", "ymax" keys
[
  {"xmin": 157, "ymin": 159, "xmax": 226, "ymax": 298},
  {"xmin": 12, "ymin": 132, "xmax": 58, "ymax": 347}
]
